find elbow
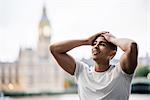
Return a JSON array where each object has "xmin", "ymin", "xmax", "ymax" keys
[
  {"xmin": 49, "ymin": 44, "xmax": 55, "ymax": 54},
  {"xmin": 130, "ymin": 42, "xmax": 138, "ymax": 51},
  {"xmin": 129, "ymin": 42, "xmax": 138, "ymax": 57},
  {"xmin": 129, "ymin": 42, "xmax": 138, "ymax": 69},
  {"xmin": 49, "ymin": 44, "xmax": 62, "ymax": 54}
]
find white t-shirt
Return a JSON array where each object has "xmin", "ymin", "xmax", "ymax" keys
[{"xmin": 74, "ymin": 60, "xmax": 133, "ymax": 100}]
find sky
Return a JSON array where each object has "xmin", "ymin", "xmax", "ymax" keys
[{"xmin": 0, "ymin": 0, "xmax": 149, "ymax": 62}]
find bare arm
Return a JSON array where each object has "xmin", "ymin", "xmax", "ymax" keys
[
  {"xmin": 103, "ymin": 33, "xmax": 138, "ymax": 74},
  {"xmin": 49, "ymin": 33, "xmax": 102, "ymax": 75}
]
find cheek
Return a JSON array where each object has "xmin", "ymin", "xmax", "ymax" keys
[
  {"xmin": 100, "ymin": 47, "xmax": 110, "ymax": 54},
  {"xmin": 99, "ymin": 46, "xmax": 107, "ymax": 51}
]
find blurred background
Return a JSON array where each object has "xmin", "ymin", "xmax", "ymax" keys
[{"xmin": 0, "ymin": 0, "xmax": 150, "ymax": 100}]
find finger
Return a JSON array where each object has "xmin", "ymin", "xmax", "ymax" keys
[
  {"xmin": 99, "ymin": 32, "xmax": 109, "ymax": 36},
  {"xmin": 101, "ymin": 31, "xmax": 109, "ymax": 34}
]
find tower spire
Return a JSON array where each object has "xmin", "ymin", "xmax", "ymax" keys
[
  {"xmin": 39, "ymin": 4, "xmax": 51, "ymax": 38},
  {"xmin": 37, "ymin": 4, "xmax": 52, "ymax": 59}
]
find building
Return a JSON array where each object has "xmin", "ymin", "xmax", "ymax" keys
[{"xmin": 0, "ymin": 5, "xmax": 64, "ymax": 93}]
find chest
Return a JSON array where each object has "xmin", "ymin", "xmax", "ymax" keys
[{"xmin": 78, "ymin": 67, "xmax": 122, "ymax": 93}]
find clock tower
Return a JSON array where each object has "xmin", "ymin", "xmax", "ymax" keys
[{"xmin": 38, "ymin": 5, "xmax": 51, "ymax": 59}]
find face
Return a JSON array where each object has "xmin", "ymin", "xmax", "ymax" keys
[{"xmin": 92, "ymin": 36, "xmax": 114, "ymax": 61}]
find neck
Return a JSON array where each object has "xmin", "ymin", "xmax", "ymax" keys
[{"xmin": 94, "ymin": 60, "xmax": 110, "ymax": 72}]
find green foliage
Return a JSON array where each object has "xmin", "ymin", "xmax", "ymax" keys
[{"xmin": 135, "ymin": 66, "xmax": 150, "ymax": 77}]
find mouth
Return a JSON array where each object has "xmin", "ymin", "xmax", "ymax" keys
[{"xmin": 92, "ymin": 49, "xmax": 100, "ymax": 55}]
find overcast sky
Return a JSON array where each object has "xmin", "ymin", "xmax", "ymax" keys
[{"xmin": 0, "ymin": 0, "xmax": 149, "ymax": 62}]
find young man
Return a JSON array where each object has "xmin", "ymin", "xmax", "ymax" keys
[{"xmin": 49, "ymin": 32, "xmax": 138, "ymax": 100}]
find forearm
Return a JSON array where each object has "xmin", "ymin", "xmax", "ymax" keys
[
  {"xmin": 109, "ymin": 37, "xmax": 136, "ymax": 52},
  {"xmin": 50, "ymin": 39, "xmax": 89, "ymax": 54}
]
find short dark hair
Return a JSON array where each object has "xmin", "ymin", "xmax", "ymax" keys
[{"xmin": 108, "ymin": 42, "xmax": 117, "ymax": 51}]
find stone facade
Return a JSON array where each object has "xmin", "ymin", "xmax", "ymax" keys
[{"xmin": 0, "ymin": 5, "xmax": 64, "ymax": 93}]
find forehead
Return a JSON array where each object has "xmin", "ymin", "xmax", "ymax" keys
[{"xmin": 95, "ymin": 36, "xmax": 107, "ymax": 43}]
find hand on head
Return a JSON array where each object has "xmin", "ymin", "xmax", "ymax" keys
[
  {"xmin": 87, "ymin": 31, "xmax": 112, "ymax": 45},
  {"xmin": 101, "ymin": 32, "xmax": 116, "ymax": 42}
]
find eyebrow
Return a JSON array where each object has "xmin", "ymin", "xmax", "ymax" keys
[
  {"xmin": 95, "ymin": 40, "xmax": 107, "ymax": 44},
  {"xmin": 93, "ymin": 41, "xmax": 108, "ymax": 46},
  {"xmin": 100, "ymin": 41, "xmax": 107, "ymax": 44}
]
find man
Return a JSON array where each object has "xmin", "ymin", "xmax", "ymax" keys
[{"xmin": 49, "ymin": 32, "xmax": 138, "ymax": 100}]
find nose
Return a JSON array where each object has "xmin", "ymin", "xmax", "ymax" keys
[{"xmin": 94, "ymin": 43, "xmax": 99, "ymax": 49}]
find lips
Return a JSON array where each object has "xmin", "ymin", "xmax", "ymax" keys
[{"xmin": 92, "ymin": 49, "xmax": 100, "ymax": 55}]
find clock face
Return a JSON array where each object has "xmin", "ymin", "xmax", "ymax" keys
[{"xmin": 42, "ymin": 26, "xmax": 51, "ymax": 37}]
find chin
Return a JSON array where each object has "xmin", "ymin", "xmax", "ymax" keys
[{"xmin": 92, "ymin": 56, "xmax": 99, "ymax": 61}]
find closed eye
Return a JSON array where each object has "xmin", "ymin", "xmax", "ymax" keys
[
  {"xmin": 100, "ymin": 43, "xmax": 106, "ymax": 46},
  {"xmin": 92, "ymin": 41, "xmax": 107, "ymax": 47}
]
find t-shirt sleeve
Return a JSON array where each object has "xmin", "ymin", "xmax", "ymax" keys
[
  {"xmin": 74, "ymin": 59, "xmax": 85, "ymax": 81},
  {"xmin": 115, "ymin": 62, "xmax": 134, "ymax": 80}
]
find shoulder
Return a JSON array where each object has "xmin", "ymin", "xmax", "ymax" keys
[
  {"xmin": 113, "ymin": 62, "xmax": 134, "ymax": 78},
  {"xmin": 74, "ymin": 59, "xmax": 90, "ymax": 79},
  {"xmin": 75, "ymin": 59, "xmax": 89, "ymax": 69}
]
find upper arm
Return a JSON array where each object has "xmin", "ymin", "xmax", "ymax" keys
[
  {"xmin": 50, "ymin": 47, "xmax": 76, "ymax": 75},
  {"xmin": 120, "ymin": 42, "xmax": 138, "ymax": 74}
]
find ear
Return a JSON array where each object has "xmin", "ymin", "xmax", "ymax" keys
[{"xmin": 109, "ymin": 50, "xmax": 116, "ymax": 60}]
